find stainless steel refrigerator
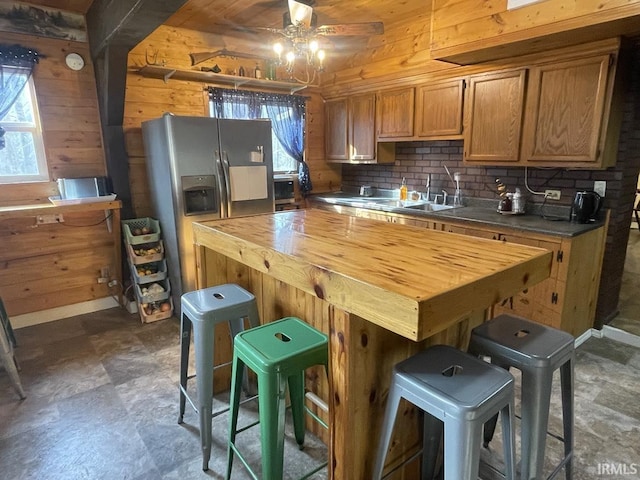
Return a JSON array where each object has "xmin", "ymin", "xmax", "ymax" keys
[{"xmin": 141, "ymin": 114, "xmax": 274, "ymax": 313}]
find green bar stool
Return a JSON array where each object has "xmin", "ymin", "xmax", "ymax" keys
[{"xmin": 226, "ymin": 316, "xmax": 329, "ymax": 480}]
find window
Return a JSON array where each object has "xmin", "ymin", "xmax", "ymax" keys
[
  {"xmin": 208, "ymin": 88, "xmax": 304, "ymax": 174},
  {"xmin": 0, "ymin": 72, "xmax": 47, "ymax": 183}
]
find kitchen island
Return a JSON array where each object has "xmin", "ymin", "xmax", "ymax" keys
[{"xmin": 192, "ymin": 209, "xmax": 552, "ymax": 478}]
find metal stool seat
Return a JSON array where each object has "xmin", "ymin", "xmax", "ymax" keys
[
  {"xmin": 469, "ymin": 314, "xmax": 575, "ymax": 480},
  {"xmin": 178, "ymin": 283, "xmax": 260, "ymax": 471},
  {"xmin": 373, "ymin": 344, "xmax": 517, "ymax": 480},
  {"xmin": 226, "ymin": 316, "xmax": 329, "ymax": 480}
]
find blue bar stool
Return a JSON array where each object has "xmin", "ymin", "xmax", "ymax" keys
[
  {"xmin": 373, "ymin": 344, "xmax": 517, "ymax": 480},
  {"xmin": 226, "ymin": 316, "xmax": 329, "ymax": 480},
  {"xmin": 178, "ymin": 283, "xmax": 260, "ymax": 471},
  {"xmin": 469, "ymin": 314, "xmax": 574, "ymax": 480}
]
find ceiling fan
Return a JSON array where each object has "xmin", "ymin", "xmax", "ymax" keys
[{"xmin": 252, "ymin": 0, "xmax": 384, "ymax": 39}]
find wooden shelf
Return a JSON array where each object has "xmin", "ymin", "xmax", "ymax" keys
[{"xmin": 137, "ymin": 65, "xmax": 309, "ymax": 94}]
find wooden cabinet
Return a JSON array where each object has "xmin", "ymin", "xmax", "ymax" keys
[
  {"xmin": 437, "ymin": 220, "xmax": 606, "ymax": 337},
  {"xmin": 463, "ymin": 50, "xmax": 621, "ymax": 168},
  {"xmin": 463, "ymin": 69, "xmax": 526, "ymax": 163},
  {"xmin": 521, "ymin": 54, "xmax": 615, "ymax": 167},
  {"xmin": 376, "ymin": 87, "xmax": 415, "ymax": 139},
  {"xmin": 349, "ymin": 93, "xmax": 376, "ymax": 161},
  {"xmin": 415, "ymin": 79, "xmax": 464, "ymax": 138},
  {"xmin": 325, "ymin": 94, "xmax": 395, "ymax": 164},
  {"xmin": 325, "ymin": 98, "xmax": 348, "ymax": 160}
]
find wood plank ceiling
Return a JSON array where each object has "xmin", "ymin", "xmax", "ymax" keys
[{"xmin": 27, "ymin": 0, "xmax": 425, "ymax": 57}]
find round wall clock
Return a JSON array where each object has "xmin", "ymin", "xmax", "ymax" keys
[{"xmin": 65, "ymin": 53, "xmax": 85, "ymax": 71}]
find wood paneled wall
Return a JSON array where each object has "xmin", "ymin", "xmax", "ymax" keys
[
  {"xmin": 430, "ymin": 0, "xmax": 640, "ymax": 64},
  {"xmin": 0, "ymin": 31, "xmax": 106, "ymax": 205},
  {"xmin": 0, "ymin": 31, "xmax": 118, "ymax": 318},
  {"xmin": 124, "ymin": 25, "xmax": 341, "ymax": 217}
]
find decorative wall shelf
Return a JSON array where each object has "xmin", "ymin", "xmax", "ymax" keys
[{"xmin": 137, "ymin": 65, "xmax": 309, "ymax": 94}]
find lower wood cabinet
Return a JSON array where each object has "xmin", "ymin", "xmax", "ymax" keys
[{"xmin": 434, "ymin": 221, "xmax": 607, "ymax": 337}]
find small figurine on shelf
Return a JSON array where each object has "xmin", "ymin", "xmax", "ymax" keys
[
  {"xmin": 254, "ymin": 63, "xmax": 262, "ymax": 79},
  {"xmin": 238, "ymin": 66, "xmax": 245, "ymax": 77},
  {"xmin": 211, "ymin": 64, "xmax": 221, "ymax": 73}
]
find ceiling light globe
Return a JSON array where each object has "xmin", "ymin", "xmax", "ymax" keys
[
  {"xmin": 317, "ymin": 50, "xmax": 326, "ymax": 61},
  {"xmin": 273, "ymin": 43, "xmax": 284, "ymax": 55},
  {"xmin": 309, "ymin": 40, "xmax": 319, "ymax": 53},
  {"xmin": 286, "ymin": 51, "xmax": 295, "ymax": 63}
]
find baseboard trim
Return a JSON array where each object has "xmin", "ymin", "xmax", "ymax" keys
[
  {"xmin": 574, "ymin": 328, "xmax": 595, "ymax": 347},
  {"xmin": 601, "ymin": 325, "xmax": 640, "ymax": 348},
  {"xmin": 12, "ymin": 297, "xmax": 120, "ymax": 330}
]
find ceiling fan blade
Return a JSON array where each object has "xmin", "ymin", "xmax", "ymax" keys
[
  {"xmin": 288, "ymin": 0, "xmax": 314, "ymax": 28},
  {"xmin": 316, "ymin": 22, "xmax": 384, "ymax": 36}
]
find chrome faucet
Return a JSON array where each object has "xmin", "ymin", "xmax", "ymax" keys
[
  {"xmin": 441, "ymin": 189, "xmax": 448, "ymax": 205},
  {"xmin": 453, "ymin": 172, "xmax": 463, "ymax": 207},
  {"xmin": 424, "ymin": 174, "xmax": 431, "ymax": 202}
]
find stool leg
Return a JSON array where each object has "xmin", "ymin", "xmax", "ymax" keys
[
  {"xmin": 520, "ymin": 368, "xmax": 554, "ymax": 480},
  {"xmin": 482, "ymin": 359, "xmax": 511, "ymax": 447},
  {"xmin": 226, "ymin": 353, "xmax": 246, "ymax": 480},
  {"xmin": 259, "ymin": 371, "xmax": 287, "ymax": 480},
  {"xmin": 500, "ymin": 400, "xmax": 517, "ymax": 480},
  {"xmin": 560, "ymin": 357, "xmax": 574, "ymax": 480},
  {"xmin": 443, "ymin": 418, "xmax": 482, "ymax": 480},
  {"xmin": 178, "ymin": 313, "xmax": 192, "ymax": 424},
  {"xmin": 193, "ymin": 321, "xmax": 215, "ymax": 471},
  {"xmin": 372, "ymin": 382, "xmax": 402, "ymax": 480},
  {"xmin": 288, "ymin": 370, "xmax": 306, "ymax": 448},
  {"xmin": 422, "ymin": 411, "xmax": 443, "ymax": 480},
  {"xmin": 228, "ymin": 316, "xmax": 253, "ymax": 396}
]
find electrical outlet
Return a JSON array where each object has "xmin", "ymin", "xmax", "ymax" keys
[
  {"xmin": 36, "ymin": 214, "xmax": 64, "ymax": 225},
  {"xmin": 545, "ymin": 189, "xmax": 561, "ymax": 200},
  {"xmin": 594, "ymin": 181, "xmax": 606, "ymax": 197}
]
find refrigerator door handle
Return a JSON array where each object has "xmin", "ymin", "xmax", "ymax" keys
[
  {"xmin": 221, "ymin": 151, "xmax": 232, "ymax": 218},
  {"xmin": 215, "ymin": 150, "xmax": 228, "ymax": 218}
]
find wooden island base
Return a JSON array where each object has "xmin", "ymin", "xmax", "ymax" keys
[{"xmin": 193, "ymin": 210, "xmax": 551, "ymax": 479}]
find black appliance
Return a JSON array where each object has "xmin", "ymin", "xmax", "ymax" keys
[{"xmin": 570, "ymin": 191, "xmax": 601, "ymax": 223}]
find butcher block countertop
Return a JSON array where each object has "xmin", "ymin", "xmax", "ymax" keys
[{"xmin": 193, "ymin": 209, "xmax": 552, "ymax": 341}]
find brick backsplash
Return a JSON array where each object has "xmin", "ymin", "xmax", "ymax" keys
[{"xmin": 341, "ymin": 46, "xmax": 640, "ymax": 327}]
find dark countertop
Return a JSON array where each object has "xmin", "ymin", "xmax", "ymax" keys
[{"xmin": 310, "ymin": 193, "xmax": 605, "ymax": 238}]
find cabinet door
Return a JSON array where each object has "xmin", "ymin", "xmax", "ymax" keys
[
  {"xmin": 349, "ymin": 93, "xmax": 376, "ymax": 160},
  {"xmin": 464, "ymin": 69, "xmax": 526, "ymax": 163},
  {"xmin": 415, "ymin": 79, "xmax": 464, "ymax": 138},
  {"xmin": 325, "ymin": 98, "xmax": 348, "ymax": 160},
  {"xmin": 521, "ymin": 55, "xmax": 611, "ymax": 164},
  {"xmin": 376, "ymin": 87, "xmax": 415, "ymax": 139}
]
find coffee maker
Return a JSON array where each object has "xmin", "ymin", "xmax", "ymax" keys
[{"xmin": 570, "ymin": 191, "xmax": 601, "ymax": 223}]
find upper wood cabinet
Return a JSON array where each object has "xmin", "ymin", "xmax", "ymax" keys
[
  {"xmin": 325, "ymin": 94, "xmax": 395, "ymax": 164},
  {"xmin": 376, "ymin": 87, "xmax": 415, "ymax": 139},
  {"xmin": 463, "ymin": 69, "xmax": 526, "ymax": 163},
  {"xmin": 463, "ymin": 49, "xmax": 621, "ymax": 168},
  {"xmin": 349, "ymin": 93, "xmax": 376, "ymax": 161},
  {"xmin": 414, "ymin": 79, "xmax": 464, "ymax": 138},
  {"xmin": 325, "ymin": 98, "xmax": 348, "ymax": 160},
  {"xmin": 521, "ymin": 54, "xmax": 614, "ymax": 166}
]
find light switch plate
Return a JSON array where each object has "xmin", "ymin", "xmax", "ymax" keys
[{"xmin": 594, "ymin": 181, "xmax": 606, "ymax": 197}]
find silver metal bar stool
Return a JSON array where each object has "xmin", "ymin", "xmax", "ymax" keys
[
  {"xmin": 0, "ymin": 298, "xmax": 25, "ymax": 400},
  {"xmin": 469, "ymin": 314, "xmax": 574, "ymax": 480},
  {"xmin": 178, "ymin": 283, "xmax": 260, "ymax": 471},
  {"xmin": 373, "ymin": 344, "xmax": 517, "ymax": 480}
]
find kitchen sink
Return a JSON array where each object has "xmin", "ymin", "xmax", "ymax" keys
[{"xmin": 403, "ymin": 203, "xmax": 460, "ymax": 212}]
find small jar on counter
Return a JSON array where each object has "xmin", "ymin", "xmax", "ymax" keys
[{"xmin": 512, "ymin": 188, "xmax": 525, "ymax": 214}]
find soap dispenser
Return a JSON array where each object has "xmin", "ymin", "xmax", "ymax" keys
[{"xmin": 400, "ymin": 177, "xmax": 408, "ymax": 201}]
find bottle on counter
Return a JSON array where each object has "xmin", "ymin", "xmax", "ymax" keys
[
  {"xmin": 512, "ymin": 188, "xmax": 524, "ymax": 214},
  {"xmin": 400, "ymin": 177, "xmax": 408, "ymax": 201}
]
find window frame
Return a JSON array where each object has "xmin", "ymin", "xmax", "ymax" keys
[{"xmin": 0, "ymin": 73, "xmax": 49, "ymax": 184}]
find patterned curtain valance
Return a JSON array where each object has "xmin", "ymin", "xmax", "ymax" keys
[{"xmin": 0, "ymin": 44, "xmax": 40, "ymax": 68}]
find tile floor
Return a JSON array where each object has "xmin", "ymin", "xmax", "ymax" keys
[
  {"xmin": 1, "ymin": 307, "xmax": 640, "ymax": 479},
  {"xmin": 610, "ymin": 228, "xmax": 640, "ymax": 337}
]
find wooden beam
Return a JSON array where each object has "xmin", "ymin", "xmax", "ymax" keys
[{"xmin": 85, "ymin": 0, "xmax": 189, "ymax": 218}]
